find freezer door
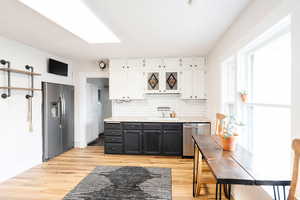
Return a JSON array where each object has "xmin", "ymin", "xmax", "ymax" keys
[
  {"xmin": 61, "ymin": 85, "xmax": 74, "ymax": 151},
  {"xmin": 43, "ymin": 82, "xmax": 63, "ymax": 161}
]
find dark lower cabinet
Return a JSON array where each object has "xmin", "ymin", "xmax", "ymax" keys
[
  {"xmin": 124, "ymin": 130, "xmax": 142, "ymax": 154},
  {"xmin": 105, "ymin": 143, "xmax": 123, "ymax": 154},
  {"xmin": 143, "ymin": 130, "xmax": 162, "ymax": 155},
  {"xmin": 162, "ymin": 130, "xmax": 182, "ymax": 155},
  {"xmin": 104, "ymin": 122, "xmax": 183, "ymax": 156}
]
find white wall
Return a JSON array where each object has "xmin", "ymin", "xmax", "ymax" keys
[
  {"xmin": 0, "ymin": 36, "xmax": 75, "ymax": 182},
  {"xmin": 207, "ymin": 0, "xmax": 292, "ymax": 199},
  {"xmin": 112, "ymin": 96, "xmax": 207, "ymax": 117}
]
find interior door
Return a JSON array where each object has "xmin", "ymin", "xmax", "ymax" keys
[
  {"xmin": 43, "ymin": 82, "xmax": 63, "ymax": 160},
  {"xmin": 85, "ymin": 83, "xmax": 100, "ymax": 144},
  {"xmin": 61, "ymin": 85, "xmax": 74, "ymax": 151}
]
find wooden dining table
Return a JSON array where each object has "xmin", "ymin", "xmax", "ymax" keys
[{"xmin": 192, "ymin": 134, "xmax": 291, "ymax": 200}]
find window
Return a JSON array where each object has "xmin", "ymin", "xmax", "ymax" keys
[
  {"xmin": 222, "ymin": 57, "xmax": 237, "ymax": 116},
  {"xmin": 241, "ymin": 22, "xmax": 291, "ymax": 159},
  {"xmin": 221, "ymin": 17, "xmax": 291, "ymax": 158}
]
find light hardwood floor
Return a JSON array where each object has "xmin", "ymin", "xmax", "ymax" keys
[{"xmin": 0, "ymin": 146, "xmax": 224, "ymax": 200}]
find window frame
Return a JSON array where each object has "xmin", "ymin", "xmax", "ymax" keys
[{"xmin": 238, "ymin": 19, "xmax": 291, "ymax": 153}]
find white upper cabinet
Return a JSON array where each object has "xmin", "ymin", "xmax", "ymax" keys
[
  {"xmin": 144, "ymin": 58, "xmax": 163, "ymax": 69},
  {"xmin": 145, "ymin": 58, "xmax": 182, "ymax": 94},
  {"xmin": 110, "ymin": 57, "xmax": 207, "ymax": 100},
  {"xmin": 193, "ymin": 70, "xmax": 207, "ymax": 99},
  {"xmin": 180, "ymin": 57, "xmax": 207, "ymax": 100},
  {"xmin": 163, "ymin": 58, "xmax": 181, "ymax": 70},
  {"xmin": 109, "ymin": 59, "xmax": 145, "ymax": 100},
  {"xmin": 126, "ymin": 59, "xmax": 145, "ymax": 100},
  {"xmin": 181, "ymin": 68, "xmax": 194, "ymax": 99},
  {"xmin": 182, "ymin": 57, "xmax": 205, "ymax": 69},
  {"xmin": 109, "ymin": 59, "xmax": 127, "ymax": 100}
]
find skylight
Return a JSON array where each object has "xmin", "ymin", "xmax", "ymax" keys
[{"xmin": 18, "ymin": 0, "xmax": 120, "ymax": 43}]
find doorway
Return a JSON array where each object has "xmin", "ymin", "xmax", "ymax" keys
[{"xmin": 86, "ymin": 78, "xmax": 111, "ymax": 146}]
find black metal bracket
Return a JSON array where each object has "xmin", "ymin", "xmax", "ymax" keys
[
  {"xmin": 0, "ymin": 59, "xmax": 11, "ymax": 99},
  {"xmin": 25, "ymin": 65, "xmax": 34, "ymax": 99}
]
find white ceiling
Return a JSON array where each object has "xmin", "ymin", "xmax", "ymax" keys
[{"xmin": 0, "ymin": 0, "xmax": 250, "ymax": 61}]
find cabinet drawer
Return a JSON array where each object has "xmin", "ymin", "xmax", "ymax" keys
[
  {"xmin": 123, "ymin": 123, "xmax": 142, "ymax": 130},
  {"xmin": 105, "ymin": 143, "xmax": 123, "ymax": 154},
  {"xmin": 143, "ymin": 123, "xmax": 162, "ymax": 130},
  {"xmin": 163, "ymin": 123, "xmax": 182, "ymax": 130},
  {"xmin": 104, "ymin": 130, "xmax": 122, "ymax": 136},
  {"xmin": 105, "ymin": 123, "xmax": 121, "ymax": 130},
  {"xmin": 105, "ymin": 136, "xmax": 123, "ymax": 143}
]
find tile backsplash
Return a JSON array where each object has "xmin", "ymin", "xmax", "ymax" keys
[{"xmin": 112, "ymin": 94, "xmax": 207, "ymax": 117}]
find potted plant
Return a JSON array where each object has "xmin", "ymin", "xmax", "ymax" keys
[
  {"xmin": 222, "ymin": 115, "xmax": 244, "ymax": 151},
  {"xmin": 239, "ymin": 90, "xmax": 248, "ymax": 103}
]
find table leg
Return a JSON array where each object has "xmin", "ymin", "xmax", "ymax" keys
[
  {"xmin": 196, "ymin": 149, "xmax": 203, "ymax": 195},
  {"xmin": 193, "ymin": 143, "xmax": 196, "ymax": 197},
  {"xmin": 228, "ymin": 184, "xmax": 231, "ymax": 200},
  {"xmin": 219, "ymin": 184, "xmax": 222, "ymax": 200},
  {"xmin": 216, "ymin": 183, "xmax": 218, "ymax": 200},
  {"xmin": 283, "ymin": 186, "xmax": 286, "ymax": 200},
  {"xmin": 273, "ymin": 185, "xmax": 277, "ymax": 200},
  {"xmin": 277, "ymin": 186, "xmax": 280, "ymax": 200}
]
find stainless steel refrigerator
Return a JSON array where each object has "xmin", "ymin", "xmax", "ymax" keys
[{"xmin": 42, "ymin": 82, "xmax": 74, "ymax": 161}]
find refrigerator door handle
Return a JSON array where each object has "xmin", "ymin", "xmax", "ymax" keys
[
  {"xmin": 58, "ymin": 96, "xmax": 62, "ymax": 128},
  {"xmin": 63, "ymin": 94, "xmax": 66, "ymax": 116},
  {"xmin": 61, "ymin": 94, "xmax": 66, "ymax": 116}
]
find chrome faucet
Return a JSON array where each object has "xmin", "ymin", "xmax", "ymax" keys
[{"xmin": 157, "ymin": 107, "xmax": 171, "ymax": 118}]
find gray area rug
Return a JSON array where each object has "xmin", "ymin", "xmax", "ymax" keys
[{"xmin": 63, "ymin": 166, "xmax": 172, "ymax": 200}]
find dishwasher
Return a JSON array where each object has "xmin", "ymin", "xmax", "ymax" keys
[{"xmin": 183, "ymin": 123, "xmax": 211, "ymax": 157}]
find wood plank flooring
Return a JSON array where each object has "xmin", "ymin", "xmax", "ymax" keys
[{"xmin": 0, "ymin": 146, "xmax": 227, "ymax": 200}]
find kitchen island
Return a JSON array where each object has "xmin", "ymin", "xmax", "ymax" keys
[{"xmin": 104, "ymin": 117, "xmax": 211, "ymax": 156}]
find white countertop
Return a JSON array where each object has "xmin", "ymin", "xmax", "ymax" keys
[{"xmin": 104, "ymin": 116, "xmax": 211, "ymax": 123}]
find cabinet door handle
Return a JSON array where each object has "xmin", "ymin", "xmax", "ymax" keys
[
  {"xmin": 158, "ymin": 65, "xmax": 161, "ymax": 68},
  {"xmin": 195, "ymin": 96, "xmax": 197, "ymax": 99},
  {"xmin": 195, "ymin": 65, "xmax": 198, "ymax": 67},
  {"xmin": 190, "ymin": 65, "xmax": 193, "ymax": 67},
  {"xmin": 127, "ymin": 66, "xmax": 130, "ymax": 69}
]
